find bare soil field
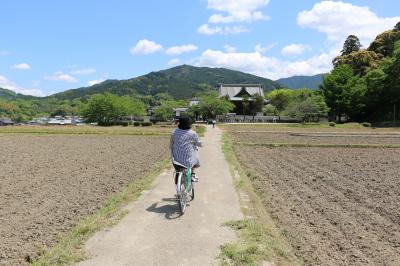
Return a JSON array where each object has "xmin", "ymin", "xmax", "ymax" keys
[
  {"xmin": 235, "ymin": 145, "xmax": 400, "ymax": 265},
  {"xmin": 230, "ymin": 131, "xmax": 400, "ymax": 146},
  {"xmin": 220, "ymin": 124, "xmax": 400, "ymax": 133},
  {"xmin": 0, "ymin": 135, "xmax": 169, "ymax": 265}
]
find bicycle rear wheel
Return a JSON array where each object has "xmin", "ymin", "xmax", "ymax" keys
[{"xmin": 189, "ymin": 184, "xmax": 194, "ymax": 201}]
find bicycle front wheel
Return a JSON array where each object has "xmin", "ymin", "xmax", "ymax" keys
[{"xmin": 179, "ymin": 181, "xmax": 187, "ymax": 214}]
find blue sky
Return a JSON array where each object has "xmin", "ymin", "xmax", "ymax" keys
[{"xmin": 0, "ymin": 0, "xmax": 399, "ymax": 96}]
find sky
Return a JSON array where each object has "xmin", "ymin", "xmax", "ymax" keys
[{"xmin": 0, "ymin": 0, "xmax": 399, "ymax": 96}]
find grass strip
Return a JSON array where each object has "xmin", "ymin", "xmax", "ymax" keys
[
  {"xmin": 194, "ymin": 124, "xmax": 206, "ymax": 137},
  {"xmin": 0, "ymin": 127, "xmax": 170, "ymax": 136},
  {"xmin": 219, "ymin": 135, "xmax": 300, "ymax": 266},
  {"xmin": 235, "ymin": 142, "xmax": 400, "ymax": 148},
  {"xmin": 31, "ymin": 158, "xmax": 170, "ymax": 266}
]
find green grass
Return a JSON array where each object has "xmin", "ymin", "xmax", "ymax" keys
[
  {"xmin": 219, "ymin": 135, "xmax": 300, "ymax": 266},
  {"xmin": 31, "ymin": 158, "xmax": 170, "ymax": 266},
  {"xmin": 0, "ymin": 125, "xmax": 172, "ymax": 136},
  {"xmin": 194, "ymin": 124, "xmax": 206, "ymax": 137}
]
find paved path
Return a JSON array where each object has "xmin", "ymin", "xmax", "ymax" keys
[{"xmin": 77, "ymin": 125, "xmax": 243, "ymax": 266}]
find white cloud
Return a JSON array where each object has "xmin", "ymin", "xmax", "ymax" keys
[
  {"xmin": 297, "ymin": 1, "xmax": 400, "ymax": 46},
  {"xmin": 223, "ymin": 44, "xmax": 237, "ymax": 53},
  {"xmin": 130, "ymin": 39, "xmax": 163, "ymax": 55},
  {"xmin": 166, "ymin": 44, "xmax": 198, "ymax": 55},
  {"xmin": 168, "ymin": 58, "xmax": 181, "ymax": 66},
  {"xmin": 70, "ymin": 68, "xmax": 96, "ymax": 75},
  {"xmin": 45, "ymin": 72, "xmax": 78, "ymax": 83},
  {"xmin": 195, "ymin": 48, "xmax": 337, "ymax": 80},
  {"xmin": 281, "ymin": 44, "xmax": 311, "ymax": 56},
  {"xmin": 12, "ymin": 63, "xmax": 31, "ymax": 70},
  {"xmin": 197, "ymin": 24, "xmax": 248, "ymax": 35},
  {"xmin": 0, "ymin": 75, "xmax": 44, "ymax": 96},
  {"xmin": 87, "ymin": 78, "xmax": 106, "ymax": 86},
  {"xmin": 254, "ymin": 43, "xmax": 276, "ymax": 53},
  {"xmin": 207, "ymin": 0, "xmax": 270, "ymax": 23}
]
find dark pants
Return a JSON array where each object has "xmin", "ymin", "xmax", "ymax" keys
[{"xmin": 173, "ymin": 164, "xmax": 199, "ymax": 184}]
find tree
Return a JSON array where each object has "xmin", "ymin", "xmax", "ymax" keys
[
  {"xmin": 266, "ymin": 89, "xmax": 293, "ymax": 114},
  {"xmin": 153, "ymin": 100, "xmax": 183, "ymax": 121},
  {"xmin": 250, "ymin": 94, "xmax": 265, "ymax": 115},
  {"xmin": 368, "ymin": 29, "xmax": 400, "ymax": 57},
  {"xmin": 286, "ymin": 95, "xmax": 329, "ymax": 122},
  {"xmin": 333, "ymin": 50, "xmax": 382, "ymax": 76},
  {"xmin": 263, "ymin": 104, "xmax": 278, "ymax": 116},
  {"xmin": 341, "ymin": 35, "xmax": 362, "ymax": 55},
  {"xmin": 242, "ymin": 95, "xmax": 250, "ymax": 115},
  {"xmin": 395, "ymin": 21, "xmax": 400, "ymax": 31},
  {"xmin": 188, "ymin": 90, "xmax": 234, "ymax": 118},
  {"xmin": 320, "ymin": 64, "xmax": 359, "ymax": 121},
  {"xmin": 81, "ymin": 93, "xmax": 146, "ymax": 124}
]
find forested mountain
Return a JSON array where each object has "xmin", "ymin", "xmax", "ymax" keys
[
  {"xmin": 276, "ymin": 74, "xmax": 326, "ymax": 90},
  {"xmin": 0, "ymin": 88, "xmax": 36, "ymax": 101},
  {"xmin": 49, "ymin": 65, "xmax": 281, "ymax": 100}
]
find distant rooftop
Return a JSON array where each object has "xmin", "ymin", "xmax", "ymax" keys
[{"xmin": 218, "ymin": 84, "xmax": 264, "ymax": 100}]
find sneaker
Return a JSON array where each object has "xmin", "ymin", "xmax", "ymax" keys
[{"xmin": 191, "ymin": 173, "xmax": 199, "ymax": 182}]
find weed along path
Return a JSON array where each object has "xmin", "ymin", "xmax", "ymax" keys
[{"xmin": 77, "ymin": 125, "xmax": 243, "ymax": 266}]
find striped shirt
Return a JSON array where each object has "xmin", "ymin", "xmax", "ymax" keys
[{"xmin": 170, "ymin": 128, "xmax": 202, "ymax": 168}]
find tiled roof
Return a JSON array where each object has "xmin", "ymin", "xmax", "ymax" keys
[{"xmin": 218, "ymin": 84, "xmax": 264, "ymax": 99}]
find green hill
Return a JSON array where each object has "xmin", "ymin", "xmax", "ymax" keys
[
  {"xmin": 0, "ymin": 88, "xmax": 37, "ymax": 100},
  {"xmin": 49, "ymin": 65, "xmax": 281, "ymax": 100},
  {"xmin": 276, "ymin": 74, "xmax": 326, "ymax": 90}
]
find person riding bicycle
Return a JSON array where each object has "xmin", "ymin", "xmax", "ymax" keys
[{"xmin": 170, "ymin": 116, "xmax": 202, "ymax": 183}]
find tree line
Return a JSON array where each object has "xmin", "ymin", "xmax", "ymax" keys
[{"xmin": 320, "ymin": 22, "xmax": 400, "ymax": 123}]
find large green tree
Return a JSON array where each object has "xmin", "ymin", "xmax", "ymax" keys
[
  {"xmin": 320, "ymin": 64, "xmax": 364, "ymax": 121},
  {"xmin": 341, "ymin": 35, "xmax": 362, "ymax": 55},
  {"xmin": 286, "ymin": 95, "xmax": 329, "ymax": 122},
  {"xmin": 81, "ymin": 93, "xmax": 146, "ymax": 124},
  {"xmin": 266, "ymin": 89, "xmax": 293, "ymax": 114},
  {"xmin": 152, "ymin": 100, "xmax": 186, "ymax": 121},
  {"xmin": 188, "ymin": 90, "xmax": 234, "ymax": 118}
]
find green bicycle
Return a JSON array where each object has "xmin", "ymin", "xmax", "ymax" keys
[{"xmin": 174, "ymin": 165, "xmax": 194, "ymax": 214}]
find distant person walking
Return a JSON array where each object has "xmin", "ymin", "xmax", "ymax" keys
[{"xmin": 212, "ymin": 119, "xmax": 216, "ymax": 128}]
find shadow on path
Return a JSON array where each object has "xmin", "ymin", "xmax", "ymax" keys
[{"xmin": 146, "ymin": 198, "xmax": 188, "ymax": 220}]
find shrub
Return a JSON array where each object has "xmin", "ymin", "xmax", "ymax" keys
[
  {"xmin": 362, "ymin": 122, "xmax": 372, "ymax": 127},
  {"xmin": 140, "ymin": 122, "xmax": 153, "ymax": 127},
  {"xmin": 133, "ymin": 121, "xmax": 140, "ymax": 127},
  {"xmin": 329, "ymin": 122, "xmax": 336, "ymax": 127}
]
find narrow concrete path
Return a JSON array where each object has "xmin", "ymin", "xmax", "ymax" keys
[{"xmin": 77, "ymin": 125, "xmax": 243, "ymax": 266}]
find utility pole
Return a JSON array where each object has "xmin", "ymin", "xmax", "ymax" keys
[{"xmin": 394, "ymin": 104, "xmax": 396, "ymax": 127}]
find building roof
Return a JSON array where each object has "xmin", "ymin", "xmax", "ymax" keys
[
  {"xmin": 0, "ymin": 118, "xmax": 14, "ymax": 124},
  {"xmin": 218, "ymin": 84, "xmax": 264, "ymax": 99}
]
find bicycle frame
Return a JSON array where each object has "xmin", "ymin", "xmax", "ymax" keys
[{"xmin": 175, "ymin": 167, "xmax": 191, "ymax": 195}]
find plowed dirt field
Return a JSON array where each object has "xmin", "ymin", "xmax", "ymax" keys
[
  {"xmin": 225, "ymin": 126, "xmax": 400, "ymax": 265},
  {"xmin": 0, "ymin": 135, "xmax": 169, "ymax": 265}
]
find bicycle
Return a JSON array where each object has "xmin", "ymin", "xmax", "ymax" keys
[{"xmin": 174, "ymin": 165, "xmax": 195, "ymax": 214}]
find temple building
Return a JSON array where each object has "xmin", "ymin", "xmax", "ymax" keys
[{"xmin": 217, "ymin": 84, "xmax": 267, "ymax": 115}]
